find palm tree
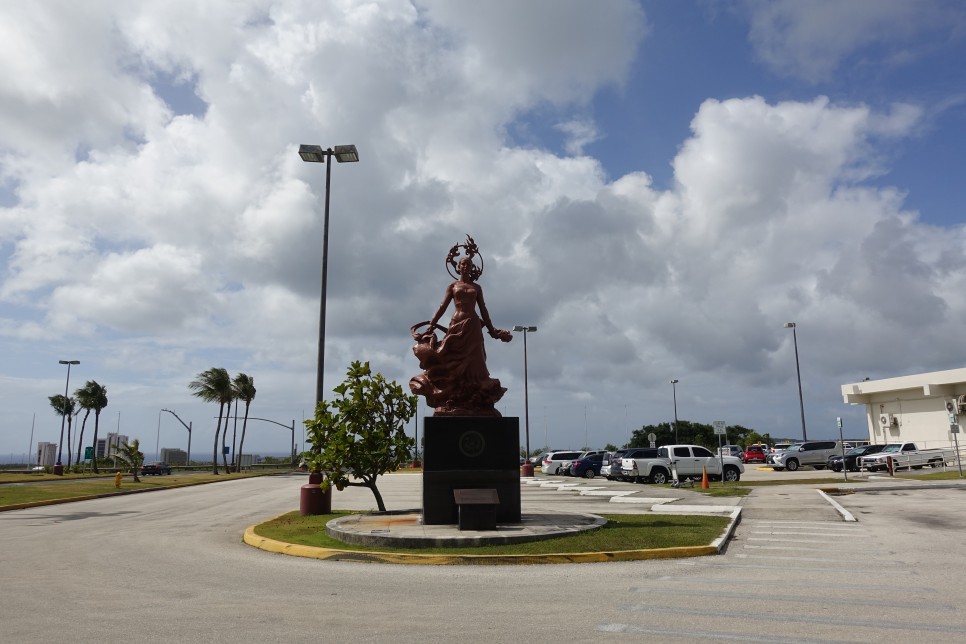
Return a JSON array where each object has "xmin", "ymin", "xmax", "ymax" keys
[
  {"xmin": 75, "ymin": 381, "xmax": 108, "ymax": 473},
  {"xmin": 232, "ymin": 373, "xmax": 256, "ymax": 471},
  {"xmin": 112, "ymin": 438, "xmax": 144, "ymax": 482},
  {"xmin": 188, "ymin": 368, "xmax": 232, "ymax": 474},
  {"xmin": 49, "ymin": 394, "xmax": 76, "ymax": 469},
  {"xmin": 223, "ymin": 391, "xmax": 235, "ymax": 472}
]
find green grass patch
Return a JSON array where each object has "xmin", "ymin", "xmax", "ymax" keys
[
  {"xmin": 0, "ymin": 471, "xmax": 279, "ymax": 508},
  {"xmin": 895, "ymin": 470, "xmax": 966, "ymax": 481},
  {"xmin": 696, "ymin": 485, "xmax": 751, "ymax": 497},
  {"xmin": 254, "ymin": 511, "xmax": 729, "ymax": 555}
]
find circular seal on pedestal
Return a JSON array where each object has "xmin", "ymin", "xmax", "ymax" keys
[{"xmin": 458, "ymin": 430, "xmax": 486, "ymax": 458}]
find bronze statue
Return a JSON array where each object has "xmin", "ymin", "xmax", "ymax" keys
[{"xmin": 410, "ymin": 235, "xmax": 512, "ymax": 416}]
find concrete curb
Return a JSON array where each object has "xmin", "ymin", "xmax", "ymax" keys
[{"xmin": 242, "ymin": 507, "xmax": 742, "ymax": 566}]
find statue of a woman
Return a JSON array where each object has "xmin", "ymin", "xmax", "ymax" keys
[{"xmin": 410, "ymin": 236, "xmax": 512, "ymax": 416}]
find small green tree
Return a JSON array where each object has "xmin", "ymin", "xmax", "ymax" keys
[
  {"xmin": 112, "ymin": 439, "xmax": 145, "ymax": 482},
  {"xmin": 304, "ymin": 361, "xmax": 417, "ymax": 512}
]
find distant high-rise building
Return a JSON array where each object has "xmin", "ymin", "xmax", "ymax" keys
[
  {"xmin": 96, "ymin": 433, "xmax": 129, "ymax": 459},
  {"xmin": 36, "ymin": 442, "xmax": 57, "ymax": 467},
  {"xmin": 160, "ymin": 448, "xmax": 187, "ymax": 465}
]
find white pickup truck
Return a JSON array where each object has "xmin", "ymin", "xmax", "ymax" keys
[
  {"xmin": 621, "ymin": 444, "xmax": 745, "ymax": 484},
  {"xmin": 858, "ymin": 442, "xmax": 955, "ymax": 472}
]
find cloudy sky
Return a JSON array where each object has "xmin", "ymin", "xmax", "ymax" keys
[{"xmin": 2, "ymin": 0, "xmax": 965, "ymax": 462}]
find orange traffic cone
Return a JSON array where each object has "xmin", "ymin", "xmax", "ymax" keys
[{"xmin": 701, "ymin": 465, "xmax": 709, "ymax": 489}]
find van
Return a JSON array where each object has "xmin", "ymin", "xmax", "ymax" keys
[{"xmin": 770, "ymin": 440, "xmax": 840, "ymax": 471}]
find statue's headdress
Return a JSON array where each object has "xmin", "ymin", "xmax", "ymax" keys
[{"xmin": 446, "ymin": 234, "xmax": 483, "ymax": 281}]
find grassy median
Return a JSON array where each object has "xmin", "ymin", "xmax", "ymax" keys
[
  {"xmin": 0, "ymin": 471, "xmax": 282, "ymax": 509},
  {"xmin": 254, "ymin": 510, "xmax": 729, "ymax": 556}
]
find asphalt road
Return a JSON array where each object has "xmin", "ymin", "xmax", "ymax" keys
[{"xmin": 1, "ymin": 471, "xmax": 964, "ymax": 643}]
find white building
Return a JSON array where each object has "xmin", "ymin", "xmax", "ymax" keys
[
  {"xmin": 841, "ymin": 367, "xmax": 966, "ymax": 449},
  {"xmin": 96, "ymin": 433, "xmax": 129, "ymax": 459},
  {"xmin": 36, "ymin": 442, "xmax": 57, "ymax": 467}
]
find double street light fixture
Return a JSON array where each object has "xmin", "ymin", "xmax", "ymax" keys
[
  {"xmin": 512, "ymin": 325, "xmax": 537, "ymax": 472},
  {"xmin": 298, "ymin": 143, "xmax": 359, "ymax": 404},
  {"xmin": 55, "ymin": 360, "xmax": 80, "ymax": 475},
  {"xmin": 784, "ymin": 322, "xmax": 807, "ymax": 441},
  {"xmin": 670, "ymin": 379, "xmax": 679, "ymax": 444}
]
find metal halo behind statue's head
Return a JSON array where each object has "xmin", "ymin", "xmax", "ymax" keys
[{"xmin": 445, "ymin": 234, "xmax": 484, "ymax": 281}]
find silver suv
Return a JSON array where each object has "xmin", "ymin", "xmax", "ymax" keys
[
  {"xmin": 770, "ymin": 440, "xmax": 839, "ymax": 471},
  {"xmin": 541, "ymin": 450, "xmax": 583, "ymax": 475}
]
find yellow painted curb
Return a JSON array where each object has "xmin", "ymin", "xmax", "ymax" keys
[{"xmin": 243, "ymin": 523, "xmax": 719, "ymax": 566}]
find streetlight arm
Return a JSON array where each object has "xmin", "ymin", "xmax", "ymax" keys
[{"xmin": 161, "ymin": 409, "xmax": 191, "ymax": 433}]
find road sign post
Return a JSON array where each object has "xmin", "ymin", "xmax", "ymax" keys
[{"xmin": 713, "ymin": 421, "xmax": 726, "ymax": 484}]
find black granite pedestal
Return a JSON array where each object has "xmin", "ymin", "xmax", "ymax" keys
[{"xmin": 422, "ymin": 416, "xmax": 521, "ymax": 525}]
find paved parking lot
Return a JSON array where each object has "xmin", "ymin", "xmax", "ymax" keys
[{"xmin": 2, "ymin": 470, "xmax": 965, "ymax": 642}]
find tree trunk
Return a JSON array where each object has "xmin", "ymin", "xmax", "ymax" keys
[
  {"xmin": 231, "ymin": 404, "xmax": 238, "ymax": 471},
  {"xmin": 367, "ymin": 481, "xmax": 387, "ymax": 512},
  {"xmin": 76, "ymin": 410, "xmax": 90, "ymax": 468},
  {"xmin": 222, "ymin": 399, "xmax": 231, "ymax": 472},
  {"xmin": 91, "ymin": 411, "xmax": 101, "ymax": 474},
  {"xmin": 237, "ymin": 402, "xmax": 250, "ymax": 471},
  {"xmin": 212, "ymin": 402, "xmax": 224, "ymax": 474},
  {"xmin": 66, "ymin": 416, "xmax": 73, "ymax": 470}
]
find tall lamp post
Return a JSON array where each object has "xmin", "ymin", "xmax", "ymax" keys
[
  {"xmin": 784, "ymin": 322, "xmax": 807, "ymax": 441},
  {"xmin": 670, "ymin": 379, "xmax": 679, "ymax": 444},
  {"xmin": 298, "ymin": 143, "xmax": 359, "ymax": 405},
  {"xmin": 161, "ymin": 409, "xmax": 192, "ymax": 466},
  {"xmin": 512, "ymin": 325, "xmax": 537, "ymax": 475},
  {"xmin": 55, "ymin": 360, "xmax": 79, "ymax": 475}
]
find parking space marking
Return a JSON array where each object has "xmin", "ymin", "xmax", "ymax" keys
[
  {"xmin": 653, "ymin": 575, "xmax": 939, "ymax": 593},
  {"xmin": 629, "ymin": 586, "xmax": 955, "ymax": 610},
  {"xmin": 617, "ymin": 605, "xmax": 966, "ymax": 635},
  {"xmin": 597, "ymin": 623, "xmax": 845, "ymax": 643}
]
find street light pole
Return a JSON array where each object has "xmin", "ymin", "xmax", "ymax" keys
[
  {"xmin": 784, "ymin": 322, "xmax": 807, "ymax": 441},
  {"xmin": 55, "ymin": 360, "xmax": 79, "ymax": 475},
  {"xmin": 512, "ymin": 325, "xmax": 537, "ymax": 472},
  {"xmin": 161, "ymin": 409, "xmax": 192, "ymax": 465},
  {"xmin": 670, "ymin": 379, "xmax": 679, "ymax": 444},
  {"xmin": 298, "ymin": 143, "xmax": 359, "ymax": 406}
]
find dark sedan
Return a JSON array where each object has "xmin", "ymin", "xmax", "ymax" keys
[
  {"xmin": 828, "ymin": 445, "xmax": 885, "ymax": 472},
  {"xmin": 569, "ymin": 453, "xmax": 605, "ymax": 479},
  {"xmin": 141, "ymin": 462, "xmax": 172, "ymax": 475}
]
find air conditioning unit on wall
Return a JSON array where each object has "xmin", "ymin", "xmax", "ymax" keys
[{"xmin": 879, "ymin": 413, "xmax": 897, "ymax": 429}]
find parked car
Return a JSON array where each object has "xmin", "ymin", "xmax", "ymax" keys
[
  {"xmin": 719, "ymin": 445, "xmax": 745, "ymax": 461},
  {"xmin": 770, "ymin": 441, "xmax": 840, "ymax": 471},
  {"xmin": 859, "ymin": 442, "xmax": 956, "ymax": 471},
  {"xmin": 601, "ymin": 450, "xmax": 626, "ymax": 480},
  {"xmin": 743, "ymin": 445, "xmax": 766, "ymax": 463},
  {"xmin": 569, "ymin": 453, "xmax": 605, "ymax": 478},
  {"xmin": 541, "ymin": 451, "xmax": 583, "ymax": 475},
  {"xmin": 828, "ymin": 444, "xmax": 886, "ymax": 472},
  {"xmin": 531, "ymin": 452, "xmax": 550, "ymax": 469},
  {"xmin": 766, "ymin": 442, "xmax": 796, "ymax": 464},
  {"xmin": 618, "ymin": 447, "xmax": 661, "ymax": 483},
  {"xmin": 141, "ymin": 462, "xmax": 172, "ymax": 476}
]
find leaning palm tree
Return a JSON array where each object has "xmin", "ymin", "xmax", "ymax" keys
[
  {"xmin": 75, "ymin": 381, "xmax": 108, "ymax": 473},
  {"xmin": 188, "ymin": 368, "xmax": 232, "ymax": 474},
  {"xmin": 112, "ymin": 438, "xmax": 144, "ymax": 482},
  {"xmin": 223, "ymin": 391, "xmax": 235, "ymax": 472},
  {"xmin": 232, "ymin": 373, "xmax": 256, "ymax": 471},
  {"xmin": 48, "ymin": 394, "xmax": 76, "ymax": 469}
]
